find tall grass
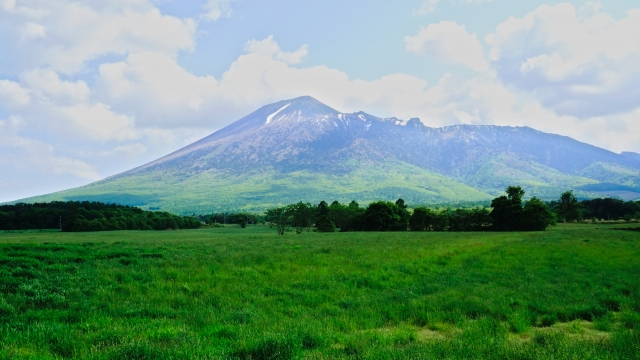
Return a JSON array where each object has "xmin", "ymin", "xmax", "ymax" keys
[{"xmin": 0, "ymin": 224, "xmax": 638, "ymax": 359}]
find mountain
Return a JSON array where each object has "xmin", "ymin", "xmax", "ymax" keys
[{"xmin": 17, "ymin": 96, "xmax": 640, "ymax": 213}]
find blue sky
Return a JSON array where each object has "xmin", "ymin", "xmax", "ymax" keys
[{"xmin": 1, "ymin": 0, "xmax": 640, "ymax": 202}]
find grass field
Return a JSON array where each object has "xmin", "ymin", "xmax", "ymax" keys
[{"xmin": 0, "ymin": 224, "xmax": 639, "ymax": 359}]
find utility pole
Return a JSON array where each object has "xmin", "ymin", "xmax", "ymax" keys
[{"xmin": 59, "ymin": 216, "xmax": 62, "ymax": 231}]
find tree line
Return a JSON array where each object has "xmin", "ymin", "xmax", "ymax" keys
[
  {"xmin": 548, "ymin": 192, "xmax": 640, "ymax": 222},
  {"xmin": 265, "ymin": 186, "xmax": 560, "ymax": 234},
  {"xmin": 0, "ymin": 202, "xmax": 201, "ymax": 232},
  {"xmin": 1, "ymin": 189, "xmax": 637, "ymax": 233},
  {"xmin": 197, "ymin": 213, "xmax": 263, "ymax": 228}
]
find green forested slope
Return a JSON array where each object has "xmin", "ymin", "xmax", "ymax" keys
[{"xmin": 21, "ymin": 161, "xmax": 492, "ymax": 214}]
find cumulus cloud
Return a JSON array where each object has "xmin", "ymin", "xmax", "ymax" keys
[
  {"xmin": 0, "ymin": 80, "xmax": 31, "ymax": 106},
  {"xmin": 95, "ymin": 51, "xmax": 225, "ymax": 128},
  {"xmin": 405, "ymin": 21, "xmax": 489, "ymax": 72},
  {"xmin": 0, "ymin": 0, "xmax": 196, "ymax": 74},
  {"xmin": 244, "ymin": 35, "xmax": 308, "ymax": 65},
  {"xmin": 0, "ymin": 71, "xmax": 139, "ymax": 144},
  {"xmin": 0, "ymin": 117, "xmax": 100, "ymax": 180},
  {"xmin": 21, "ymin": 22, "xmax": 46, "ymax": 41},
  {"xmin": 579, "ymin": 1, "xmax": 603, "ymax": 17},
  {"xmin": 93, "ymin": 36, "xmax": 310, "ymax": 129},
  {"xmin": 60, "ymin": 104, "xmax": 138, "ymax": 142},
  {"xmin": 202, "ymin": 0, "xmax": 239, "ymax": 21},
  {"xmin": 21, "ymin": 69, "xmax": 90, "ymax": 104},
  {"xmin": 0, "ymin": 0, "xmax": 210, "ymax": 199},
  {"xmin": 485, "ymin": 3, "xmax": 640, "ymax": 118},
  {"xmin": 414, "ymin": 0, "xmax": 440, "ymax": 15}
]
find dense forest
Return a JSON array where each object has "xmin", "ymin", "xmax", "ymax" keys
[
  {"xmin": 266, "ymin": 188, "xmax": 640, "ymax": 234},
  {"xmin": 0, "ymin": 202, "xmax": 201, "ymax": 232},
  {"xmin": 1, "ymin": 189, "xmax": 638, "ymax": 233},
  {"xmin": 265, "ymin": 186, "xmax": 556, "ymax": 233}
]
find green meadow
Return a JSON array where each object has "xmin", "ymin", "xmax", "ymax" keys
[{"xmin": 0, "ymin": 225, "xmax": 639, "ymax": 359}]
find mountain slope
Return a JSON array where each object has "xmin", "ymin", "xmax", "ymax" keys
[{"xmin": 16, "ymin": 96, "xmax": 640, "ymax": 213}]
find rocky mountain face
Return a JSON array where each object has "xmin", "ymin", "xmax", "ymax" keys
[{"xmin": 19, "ymin": 96, "xmax": 640, "ymax": 213}]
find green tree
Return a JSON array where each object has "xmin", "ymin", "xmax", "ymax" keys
[
  {"xmin": 266, "ymin": 207, "xmax": 289, "ymax": 235},
  {"xmin": 289, "ymin": 202, "xmax": 314, "ymax": 232},
  {"xmin": 490, "ymin": 195, "xmax": 511, "ymax": 231},
  {"xmin": 449, "ymin": 208, "xmax": 490, "ymax": 231},
  {"xmin": 395, "ymin": 198, "xmax": 410, "ymax": 231},
  {"xmin": 432, "ymin": 211, "xmax": 450, "ymax": 231},
  {"xmin": 315, "ymin": 215, "xmax": 336, "ymax": 232},
  {"xmin": 328, "ymin": 201, "xmax": 348, "ymax": 229},
  {"xmin": 558, "ymin": 190, "xmax": 582, "ymax": 222},
  {"xmin": 317, "ymin": 201, "xmax": 329, "ymax": 217},
  {"xmin": 409, "ymin": 207, "xmax": 442, "ymax": 231},
  {"xmin": 521, "ymin": 197, "xmax": 556, "ymax": 231},
  {"xmin": 506, "ymin": 186, "xmax": 525, "ymax": 224},
  {"xmin": 409, "ymin": 207, "xmax": 429, "ymax": 231},
  {"xmin": 339, "ymin": 201, "xmax": 365, "ymax": 232},
  {"xmin": 491, "ymin": 186, "xmax": 525, "ymax": 231},
  {"xmin": 362, "ymin": 201, "xmax": 402, "ymax": 232},
  {"xmin": 470, "ymin": 208, "xmax": 492, "ymax": 230}
]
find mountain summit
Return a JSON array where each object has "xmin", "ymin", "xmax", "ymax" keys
[
  {"xmin": 138, "ymin": 96, "xmax": 414, "ymax": 174},
  {"xmin": 19, "ymin": 96, "xmax": 640, "ymax": 213}
]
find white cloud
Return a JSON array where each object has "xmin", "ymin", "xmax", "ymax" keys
[
  {"xmin": 21, "ymin": 69, "xmax": 90, "ymax": 104},
  {"xmin": 244, "ymin": 35, "xmax": 308, "ymax": 65},
  {"xmin": 0, "ymin": 117, "xmax": 100, "ymax": 180},
  {"xmin": 0, "ymin": 72, "xmax": 139, "ymax": 144},
  {"xmin": 579, "ymin": 0, "xmax": 603, "ymax": 17},
  {"xmin": 88, "ymin": 35, "xmax": 463, "ymax": 130},
  {"xmin": 95, "ymin": 51, "xmax": 221, "ymax": 128},
  {"xmin": 60, "ymin": 103, "xmax": 138, "ymax": 142},
  {"xmin": 202, "ymin": 0, "xmax": 239, "ymax": 21},
  {"xmin": 405, "ymin": 21, "xmax": 489, "ymax": 72},
  {"xmin": 485, "ymin": 4, "xmax": 640, "ymax": 118},
  {"xmin": 21, "ymin": 22, "xmax": 46, "ymax": 41},
  {"xmin": 0, "ymin": 80, "xmax": 31, "ymax": 106},
  {"xmin": 0, "ymin": 0, "xmax": 196, "ymax": 74},
  {"xmin": 414, "ymin": 0, "xmax": 440, "ymax": 15},
  {"xmin": 0, "ymin": 0, "xmax": 16, "ymax": 12},
  {"xmin": 93, "ymin": 37, "xmax": 309, "ymax": 129}
]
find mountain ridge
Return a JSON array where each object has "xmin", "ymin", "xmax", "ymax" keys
[{"xmin": 12, "ymin": 96, "xmax": 640, "ymax": 213}]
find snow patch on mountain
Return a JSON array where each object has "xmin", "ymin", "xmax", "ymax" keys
[{"xmin": 266, "ymin": 103, "xmax": 291, "ymax": 124}]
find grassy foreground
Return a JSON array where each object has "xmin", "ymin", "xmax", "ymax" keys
[{"xmin": 0, "ymin": 225, "xmax": 639, "ymax": 359}]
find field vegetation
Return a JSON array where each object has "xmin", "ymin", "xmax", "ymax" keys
[{"xmin": 0, "ymin": 224, "xmax": 638, "ymax": 359}]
